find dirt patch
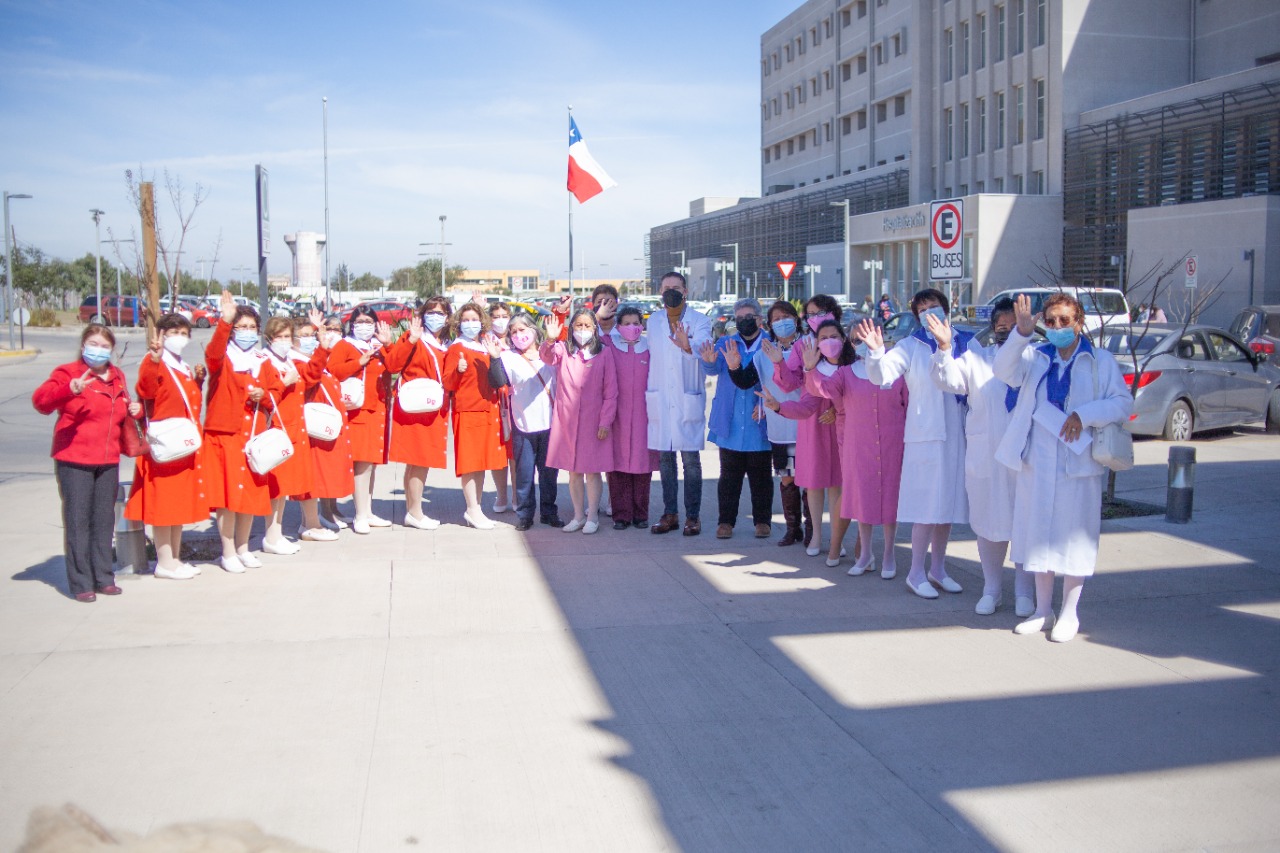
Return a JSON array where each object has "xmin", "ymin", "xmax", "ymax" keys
[{"xmin": 1102, "ymin": 498, "xmax": 1164, "ymax": 520}]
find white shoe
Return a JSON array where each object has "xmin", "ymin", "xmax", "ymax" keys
[
  {"xmin": 880, "ymin": 561, "xmax": 897, "ymax": 580},
  {"xmin": 181, "ymin": 562, "xmax": 202, "ymax": 576},
  {"xmin": 492, "ymin": 500, "xmax": 510, "ymax": 514},
  {"xmin": 262, "ymin": 538, "xmax": 301, "ymax": 556},
  {"xmin": 237, "ymin": 551, "xmax": 263, "ymax": 568},
  {"xmin": 300, "ymin": 527, "xmax": 340, "ymax": 542},
  {"xmin": 352, "ymin": 519, "xmax": 371, "ymax": 535},
  {"xmin": 929, "ymin": 575, "xmax": 963, "ymax": 594},
  {"xmin": 463, "ymin": 509, "xmax": 495, "ymax": 530},
  {"xmin": 317, "ymin": 515, "xmax": 341, "ymax": 531},
  {"xmin": 905, "ymin": 577, "xmax": 939, "ymax": 599},
  {"xmin": 975, "ymin": 594, "xmax": 1002, "ymax": 616},
  {"xmin": 562, "ymin": 518, "xmax": 585, "ymax": 533},
  {"xmin": 1014, "ymin": 613, "xmax": 1056, "ymax": 635},
  {"xmin": 825, "ymin": 556, "xmax": 841, "ymax": 568},
  {"xmin": 155, "ymin": 564, "xmax": 196, "ymax": 580},
  {"xmin": 365, "ymin": 515, "xmax": 391, "ymax": 528},
  {"xmin": 403, "ymin": 513, "xmax": 441, "ymax": 530},
  {"xmin": 601, "ymin": 504, "xmax": 612, "ymax": 517},
  {"xmin": 1049, "ymin": 616, "xmax": 1080, "ymax": 643},
  {"xmin": 582, "ymin": 519, "xmax": 599, "ymax": 535},
  {"xmin": 220, "ymin": 555, "xmax": 246, "ymax": 574},
  {"xmin": 805, "ymin": 544, "xmax": 821, "ymax": 557},
  {"xmin": 847, "ymin": 559, "xmax": 874, "ymax": 577},
  {"xmin": 1015, "ymin": 596, "xmax": 1035, "ymax": 618}
]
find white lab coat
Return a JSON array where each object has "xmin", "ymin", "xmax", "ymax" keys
[
  {"xmin": 753, "ymin": 345, "xmax": 800, "ymax": 445},
  {"xmin": 645, "ymin": 306, "xmax": 714, "ymax": 452},
  {"xmin": 930, "ymin": 342, "xmax": 1016, "ymax": 542},
  {"xmin": 993, "ymin": 329, "xmax": 1133, "ymax": 575},
  {"xmin": 867, "ymin": 335, "xmax": 967, "ymax": 524}
]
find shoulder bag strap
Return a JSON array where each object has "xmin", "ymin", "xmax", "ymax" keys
[{"xmin": 162, "ymin": 361, "xmax": 198, "ymax": 424}]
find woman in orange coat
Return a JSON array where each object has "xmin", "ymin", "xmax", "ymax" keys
[
  {"xmin": 442, "ymin": 302, "xmax": 507, "ymax": 529},
  {"xmin": 125, "ymin": 313, "xmax": 208, "ymax": 580},
  {"xmin": 327, "ymin": 306, "xmax": 394, "ymax": 534},
  {"xmin": 383, "ymin": 297, "xmax": 452, "ymax": 530},
  {"xmin": 203, "ymin": 291, "xmax": 286, "ymax": 573},
  {"xmin": 307, "ymin": 317, "xmax": 356, "ymax": 534}
]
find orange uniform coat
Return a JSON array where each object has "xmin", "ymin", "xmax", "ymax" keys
[
  {"xmin": 442, "ymin": 342, "xmax": 507, "ymax": 475},
  {"xmin": 328, "ymin": 338, "xmax": 389, "ymax": 465},
  {"xmin": 126, "ymin": 354, "xmax": 208, "ymax": 526},
  {"xmin": 383, "ymin": 336, "xmax": 450, "ymax": 469}
]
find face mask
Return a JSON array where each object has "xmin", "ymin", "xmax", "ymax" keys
[
  {"xmin": 298, "ymin": 337, "xmax": 320, "ymax": 355},
  {"xmin": 353, "ymin": 322, "xmax": 375, "ymax": 341},
  {"xmin": 771, "ymin": 318, "xmax": 797, "ymax": 339},
  {"xmin": 618, "ymin": 324, "xmax": 643, "ymax": 343},
  {"xmin": 854, "ymin": 341, "xmax": 870, "ymax": 359},
  {"xmin": 492, "ymin": 317, "xmax": 510, "ymax": 335},
  {"xmin": 233, "ymin": 330, "xmax": 259, "ymax": 350},
  {"xmin": 736, "ymin": 317, "xmax": 759, "ymax": 339},
  {"xmin": 270, "ymin": 340, "xmax": 292, "ymax": 359},
  {"xmin": 1045, "ymin": 326, "xmax": 1077, "ymax": 349},
  {"xmin": 991, "ymin": 329, "xmax": 1011, "ymax": 347},
  {"xmin": 162, "ymin": 335, "xmax": 190, "ymax": 356},
  {"xmin": 920, "ymin": 306, "xmax": 948, "ymax": 337},
  {"xmin": 818, "ymin": 338, "xmax": 844, "ymax": 360},
  {"xmin": 807, "ymin": 312, "xmax": 834, "ymax": 333},
  {"xmin": 661, "ymin": 289, "xmax": 685, "ymax": 309},
  {"xmin": 572, "ymin": 329, "xmax": 595, "ymax": 348},
  {"xmin": 82, "ymin": 344, "xmax": 111, "ymax": 367},
  {"xmin": 459, "ymin": 320, "xmax": 482, "ymax": 340},
  {"xmin": 510, "ymin": 330, "xmax": 535, "ymax": 351},
  {"xmin": 423, "ymin": 313, "xmax": 447, "ymax": 334}
]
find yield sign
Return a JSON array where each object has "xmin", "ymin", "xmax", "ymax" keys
[{"xmin": 777, "ymin": 261, "xmax": 797, "ymax": 280}]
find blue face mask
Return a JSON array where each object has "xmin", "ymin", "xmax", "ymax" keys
[
  {"xmin": 921, "ymin": 306, "xmax": 948, "ymax": 337},
  {"xmin": 423, "ymin": 313, "xmax": 447, "ymax": 334},
  {"xmin": 459, "ymin": 320, "xmax": 482, "ymax": 340},
  {"xmin": 233, "ymin": 330, "xmax": 259, "ymax": 350},
  {"xmin": 298, "ymin": 337, "xmax": 319, "ymax": 355},
  {"xmin": 771, "ymin": 318, "xmax": 797, "ymax": 339},
  {"xmin": 82, "ymin": 345, "xmax": 111, "ymax": 367},
  {"xmin": 854, "ymin": 341, "xmax": 870, "ymax": 359},
  {"xmin": 1045, "ymin": 326, "xmax": 1077, "ymax": 349}
]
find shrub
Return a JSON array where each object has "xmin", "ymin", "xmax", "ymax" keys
[{"xmin": 29, "ymin": 308, "xmax": 60, "ymax": 327}]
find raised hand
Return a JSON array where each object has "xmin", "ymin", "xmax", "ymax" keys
[
  {"xmin": 482, "ymin": 333, "xmax": 503, "ymax": 359},
  {"xmin": 923, "ymin": 310, "xmax": 953, "ymax": 351},
  {"xmin": 1014, "ymin": 294, "xmax": 1037, "ymax": 338},
  {"xmin": 544, "ymin": 313, "xmax": 563, "ymax": 342},
  {"xmin": 698, "ymin": 339, "xmax": 717, "ymax": 364},
  {"xmin": 801, "ymin": 337, "xmax": 821, "ymax": 371},
  {"xmin": 322, "ymin": 331, "xmax": 342, "ymax": 350},
  {"xmin": 280, "ymin": 363, "xmax": 300, "ymax": 386},
  {"xmin": 594, "ymin": 295, "xmax": 617, "ymax": 320},
  {"xmin": 761, "ymin": 338, "xmax": 784, "ymax": 364},
  {"xmin": 69, "ymin": 369, "xmax": 94, "ymax": 395},
  {"xmin": 596, "ymin": 426, "xmax": 610, "ymax": 440},
  {"xmin": 308, "ymin": 308, "xmax": 324, "ymax": 329},
  {"xmin": 408, "ymin": 314, "xmax": 423, "ymax": 344},
  {"xmin": 220, "ymin": 290, "xmax": 237, "ymax": 324},
  {"xmin": 557, "ymin": 293, "xmax": 573, "ymax": 314},
  {"xmin": 856, "ymin": 318, "xmax": 884, "ymax": 352},
  {"xmin": 374, "ymin": 321, "xmax": 393, "ymax": 346},
  {"xmin": 670, "ymin": 323, "xmax": 692, "ymax": 355},
  {"xmin": 755, "ymin": 387, "xmax": 780, "ymax": 413},
  {"xmin": 148, "ymin": 335, "xmax": 163, "ymax": 363},
  {"xmin": 457, "ymin": 352, "xmax": 469, "ymax": 374},
  {"xmin": 471, "ymin": 289, "xmax": 486, "ymax": 306},
  {"xmin": 723, "ymin": 337, "xmax": 742, "ymax": 370},
  {"xmin": 193, "ymin": 363, "xmax": 207, "ymax": 384}
]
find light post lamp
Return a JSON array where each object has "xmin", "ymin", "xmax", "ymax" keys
[
  {"xmin": 830, "ymin": 199, "xmax": 851, "ymax": 301},
  {"xmin": 419, "ymin": 215, "xmax": 452, "ymax": 296},
  {"xmin": 802, "ymin": 264, "xmax": 822, "ymax": 299},
  {"xmin": 721, "ymin": 242, "xmax": 739, "ymax": 297},
  {"xmin": 714, "ymin": 259, "xmax": 735, "ymax": 301},
  {"xmin": 743, "ymin": 272, "xmax": 755, "ymax": 298},
  {"xmin": 669, "ymin": 250, "xmax": 690, "ymax": 277},
  {"xmin": 863, "ymin": 258, "xmax": 883, "ymax": 301},
  {"xmin": 5, "ymin": 192, "xmax": 33, "ymax": 349},
  {"xmin": 232, "ymin": 265, "xmax": 252, "ymax": 298},
  {"xmin": 90, "ymin": 208, "xmax": 104, "ymax": 325}
]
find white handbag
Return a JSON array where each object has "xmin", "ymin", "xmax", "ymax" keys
[
  {"xmin": 397, "ymin": 344, "xmax": 444, "ymax": 413},
  {"xmin": 245, "ymin": 396, "xmax": 294, "ymax": 475},
  {"xmin": 339, "ymin": 370, "xmax": 365, "ymax": 410},
  {"xmin": 146, "ymin": 362, "xmax": 203, "ymax": 463},
  {"xmin": 1090, "ymin": 353, "xmax": 1134, "ymax": 472},
  {"xmin": 304, "ymin": 382, "xmax": 344, "ymax": 441}
]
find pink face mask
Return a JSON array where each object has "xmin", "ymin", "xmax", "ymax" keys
[
  {"xmin": 510, "ymin": 330, "xmax": 535, "ymax": 351},
  {"xmin": 807, "ymin": 312, "xmax": 834, "ymax": 333},
  {"xmin": 818, "ymin": 337, "xmax": 844, "ymax": 360},
  {"xmin": 618, "ymin": 324, "xmax": 643, "ymax": 343}
]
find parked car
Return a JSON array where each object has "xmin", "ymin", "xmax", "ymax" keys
[
  {"xmin": 1228, "ymin": 305, "xmax": 1280, "ymax": 368},
  {"xmin": 508, "ymin": 301, "xmax": 552, "ymax": 322},
  {"xmin": 79, "ymin": 295, "xmax": 147, "ymax": 326},
  {"xmin": 340, "ymin": 300, "xmax": 414, "ymax": 326},
  {"xmin": 1097, "ymin": 323, "xmax": 1280, "ymax": 440},
  {"xmin": 177, "ymin": 297, "xmax": 215, "ymax": 328},
  {"xmin": 881, "ymin": 311, "xmax": 920, "ymax": 346},
  {"xmin": 966, "ymin": 287, "xmax": 1131, "ymax": 332},
  {"xmin": 617, "ymin": 300, "xmax": 655, "ymax": 323}
]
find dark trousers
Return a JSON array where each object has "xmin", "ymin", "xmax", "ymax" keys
[
  {"xmin": 608, "ymin": 472, "xmax": 652, "ymax": 524},
  {"xmin": 659, "ymin": 450, "xmax": 702, "ymax": 519},
  {"xmin": 717, "ymin": 448, "xmax": 774, "ymax": 527},
  {"xmin": 511, "ymin": 427, "xmax": 560, "ymax": 523},
  {"xmin": 55, "ymin": 461, "xmax": 119, "ymax": 595}
]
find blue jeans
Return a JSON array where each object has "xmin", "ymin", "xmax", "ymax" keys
[
  {"xmin": 511, "ymin": 427, "xmax": 560, "ymax": 523},
  {"xmin": 659, "ymin": 450, "xmax": 702, "ymax": 520}
]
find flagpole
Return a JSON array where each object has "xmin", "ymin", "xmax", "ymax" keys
[{"xmin": 567, "ymin": 104, "xmax": 574, "ymax": 303}]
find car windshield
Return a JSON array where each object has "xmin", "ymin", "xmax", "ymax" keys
[
  {"xmin": 1081, "ymin": 292, "xmax": 1128, "ymax": 315},
  {"xmin": 1100, "ymin": 329, "xmax": 1168, "ymax": 357}
]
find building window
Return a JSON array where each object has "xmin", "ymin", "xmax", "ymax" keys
[
  {"xmin": 895, "ymin": 154, "xmax": 906, "ymax": 161},
  {"xmin": 857, "ymin": 109, "xmax": 867, "ymax": 130},
  {"xmin": 976, "ymin": 180, "xmax": 985, "ymax": 192},
  {"xmin": 842, "ymin": 116, "xmax": 852, "ymax": 135},
  {"xmin": 762, "ymin": 59, "xmax": 769, "ymax": 78},
  {"xmin": 1035, "ymin": 0, "xmax": 1046, "ymax": 47},
  {"xmin": 810, "ymin": 26, "xmax": 818, "ymax": 48},
  {"xmin": 841, "ymin": 7, "xmax": 851, "ymax": 27},
  {"xmin": 944, "ymin": 186, "xmax": 953, "ymax": 197},
  {"xmin": 893, "ymin": 30, "xmax": 904, "ymax": 57},
  {"xmin": 773, "ymin": 52, "xmax": 780, "ymax": 70},
  {"xmin": 824, "ymin": 122, "xmax": 832, "ymax": 142},
  {"xmin": 841, "ymin": 61, "xmax": 852, "ymax": 81},
  {"xmin": 877, "ymin": 102, "xmax": 888, "ymax": 123},
  {"xmin": 960, "ymin": 183, "xmax": 969, "ymax": 195},
  {"xmin": 944, "ymin": 108, "xmax": 954, "ymax": 160},
  {"xmin": 1013, "ymin": 173, "xmax": 1024, "ymax": 193},
  {"xmin": 799, "ymin": 134, "xmax": 806, "ymax": 152},
  {"xmin": 811, "ymin": 78, "xmax": 819, "ymax": 97},
  {"xmin": 796, "ymin": 36, "xmax": 805, "ymax": 56},
  {"xmin": 1033, "ymin": 170, "xmax": 1045, "ymax": 193},
  {"xmin": 995, "ymin": 91, "xmax": 1006, "ymax": 148},
  {"xmin": 787, "ymin": 139, "xmax": 794, "ymax": 155},
  {"xmin": 959, "ymin": 22, "xmax": 969, "ymax": 75},
  {"xmin": 764, "ymin": 149, "xmax": 771, "ymax": 164},
  {"xmin": 874, "ymin": 42, "xmax": 884, "ymax": 65},
  {"xmin": 824, "ymin": 69, "xmax": 832, "ymax": 90},
  {"xmin": 895, "ymin": 95, "xmax": 906, "ymax": 117},
  {"xmin": 1014, "ymin": 84, "xmax": 1024, "ymax": 144},
  {"xmin": 976, "ymin": 97, "xmax": 987, "ymax": 152},
  {"xmin": 785, "ymin": 91, "xmax": 793, "ymax": 109},
  {"xmin": 772, "ymin": 98, "xmax": 780, "ymax": 116},
  {"xmin": 960, "ymin": 103, "xmax": 970, "ymax": 157},
  {"xmin": 995, "ymin": 176, "xmax": 1004, "ymax": 191},
  {"xmin": 824, "ymin": 17, "xmax": 832, "ymax": 38},
  {"xmin": 774, "ymin": 144, "xmax": 781, "ymax": 159},
  {"xmin": 1034, "ymin": 78, "xmax": 1046, "ymax": 139},
  {"xmin": 943, "ymin": 28, "xmax": 954, "ymax": 82},
  {"xmin": 1013, "ymin": 0, "xmax": 1025, "ymax": 55},
  {"xmin": 976, "ymin": 13, "xmax": 987, "ymax": 68},
  {"xmin": 857, "ymin": 53, "xmax": 868, "ymax": 74},
  {"xmin": 995, "ymin": 5, "xmax": 1006, "ymax": 61},
  {"xmin": 857, "ymin": 0, "xmax": 867, "ymax": 19}
]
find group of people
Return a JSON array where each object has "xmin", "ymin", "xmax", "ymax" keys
[{"xmin": 35, "ymin": 274, "xmax": 1133, "ymax": 641}]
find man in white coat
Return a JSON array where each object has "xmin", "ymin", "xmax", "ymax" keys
[{"xmin": 646, "ymin": 272, "xmax": 713, "ymax": 536}]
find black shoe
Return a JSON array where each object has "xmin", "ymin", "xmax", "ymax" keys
[
  {"xmin": 613, "ymin": 520, "xmax": 629, "ymax": 530},
  {"xmin": 542, "ymin": 517, "xmax": 565, "ymax": 528},
  {"xmin": 633, "ymin": 519, "xmax": 648, "ymax": 529},
  {"xmin": 515, "ymin": 519, "xmax": 534, "ymax": 531}
]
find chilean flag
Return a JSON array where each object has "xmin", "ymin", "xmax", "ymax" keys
[{"xmin": 567, "ymin": 117, "xmax": 617, "ymax": 203}]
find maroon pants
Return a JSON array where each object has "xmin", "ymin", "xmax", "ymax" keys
[{"xmin": 608, "ymin": 471, "xmax": 652, "ymax": 524}]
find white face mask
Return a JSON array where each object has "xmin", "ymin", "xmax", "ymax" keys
[
  {"xmin": 298, "ymin": 337, "xmax": 319, "ymax": 355},
  {"xmin": 353, "ymin": 322, "xmax": 375, "ymax": 341},
  {"xmin": 572, "ymin": 329, "xmax": 595, "ymax": 348},
  {"xmin": 491, "ymin": 317, "xmax": 510, "ymax": 335},
  {"xmin": 163, "ymin": 335, "xmax": 191, "ymax": 356},
  {"xmin": 270, "ymin": 340, "xmax": 292, "ymax": 358}
]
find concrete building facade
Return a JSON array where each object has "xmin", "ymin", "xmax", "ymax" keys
[{"xmin": 283, "ymin": 231, "xmax": 326, "ymax": 295}]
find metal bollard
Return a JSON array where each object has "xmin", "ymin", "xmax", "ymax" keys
[
  {"xmin": 114, "ymin": 481, "xmax": 149, "ymax": 574},
  {"xmin": 1165, "ymin": 446, "xmax": 1196, "ymax": 524}
]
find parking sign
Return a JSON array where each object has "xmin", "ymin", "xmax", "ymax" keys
[{"xmin": 929, "ymin": 199, "xmax": 963, "ymax": 281}]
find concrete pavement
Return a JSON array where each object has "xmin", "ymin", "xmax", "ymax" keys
[{"xmin": 1, "ymin": 336, "xmax": 1279, "ymax": 851}]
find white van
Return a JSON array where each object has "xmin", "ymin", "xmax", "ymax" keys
[{"xmin": 972, "ymin": 287, "xmax": 1130, "ymax": 332}]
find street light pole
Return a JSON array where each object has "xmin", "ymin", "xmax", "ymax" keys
[
  {"xmin": 90, "ymin": 208, "xmax": 104, "ymax": 323},
  {"xmin": 721, "ymin": 242, "xmax": 739, "ymax": 297},
  {"xmin": 830, "ymin": 200, "xmax": 850, "ymax": 301},
  {"xmin": 5, "ymin": 192, "xmax": 33, "ymax": 349},
  {"xmin": 323, "ymin": 96, "xmax": 331, "ymax": 312},
  {"xmin": 863, "ymin": 258, "xmax": 883, "ymax": 301}
]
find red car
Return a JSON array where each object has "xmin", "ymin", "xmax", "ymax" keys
[{"xmin": 340, "ymin": 300, "xmax": 414, "ymax": 326}]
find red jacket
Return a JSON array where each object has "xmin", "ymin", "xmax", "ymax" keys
[{"xmin": 32, "ymin": 360, "xmax": 135, "ymax": 466}]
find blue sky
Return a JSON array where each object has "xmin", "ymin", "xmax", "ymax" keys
[{"xmin": 1, "ymin": 0, "xmax": 787, "ymax": 285}]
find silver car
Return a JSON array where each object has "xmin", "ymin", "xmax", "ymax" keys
[{"xmin": 1098, "ymin": 324, "xmax": 1280, "ymax": 440}]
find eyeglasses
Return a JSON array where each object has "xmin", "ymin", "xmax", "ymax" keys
[{"xmin": 1042, "ymin": 315, "xmax": 1076, "ymax": 329}]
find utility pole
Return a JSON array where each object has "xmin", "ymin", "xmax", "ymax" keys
[
  {"xmin": 90, "ymin": 209, "xmax": 104, "ymax": 322},
  {"xmin": 139, "ymin": 182, "xmax": 159, "ymax": 338}
]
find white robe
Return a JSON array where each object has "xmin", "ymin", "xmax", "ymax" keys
[
  {"xmin": 645, "ymin": 306, "xmax": 714, "ymax": 452},
  {"xmin": 867, "ymin": 335, "xmax": 967, "ymax": 524},
  {"xmin": 930, "ymin": 342, "xmax": 1016, "ymax": 542},
  {"xmin": 993, "ymin": 329, "xmax": 1133, "ymax": 576}
]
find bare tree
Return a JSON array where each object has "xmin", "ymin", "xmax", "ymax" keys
[{"xmin": 118, "ymin": 167, "xmax": 208, "ymax": 305}]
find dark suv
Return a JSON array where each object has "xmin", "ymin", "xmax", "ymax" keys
[{"xmin": 1228, "ymin": 305, "xmax": 1280, "ymax": 367}]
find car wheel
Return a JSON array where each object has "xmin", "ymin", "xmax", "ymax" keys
[
  {"xmin": 1163, "ymin": 399, "xmax": 1194, "ymax": 441},
  {"xmin": 197, "ymin": 317, "xmax": 210, "ymax": 328},
  {"xmin": 1266, "ymin": 391, "xmax": 1280, "ymax": 435}
]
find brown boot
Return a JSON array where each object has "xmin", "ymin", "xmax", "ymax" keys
[
  {"xmin": 651, "ymin": 513, "xmax": 680, "ymax": 534},
  {"xmin": 778, "ymin": 482, "xmax": 803, "ymax": 546}
]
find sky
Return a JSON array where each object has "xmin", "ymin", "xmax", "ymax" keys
[{"xmin": 0, "ymin": 0, "xmax": 789, "ymax": 286}]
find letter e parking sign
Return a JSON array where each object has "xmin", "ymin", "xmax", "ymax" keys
[{"xmin": 929, "ymin": 199, "xmax": 964, "ymax": 281}]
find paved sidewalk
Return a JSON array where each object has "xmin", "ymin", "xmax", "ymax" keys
[{"xmin": 2, "ymin": 343, "xmax": 1278, "ymax": 851}]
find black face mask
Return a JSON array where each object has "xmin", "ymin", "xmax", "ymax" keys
[
  {"xmin": 661, "ymin": 289, "xmax": 685, "ymax": 309},
  {"xmin": 736, "ymin": 316, "xmax": 759, "ymax": 339},
  {"xmin": 992, "ymin": 329, "xmax": 1011, "ymax": 346}
]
